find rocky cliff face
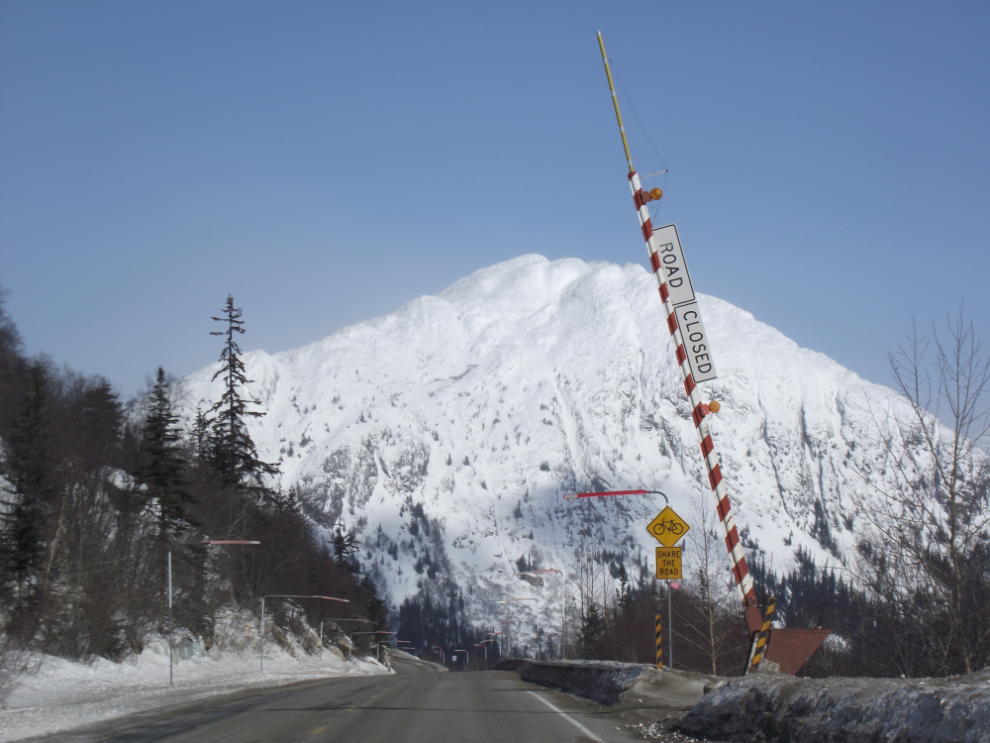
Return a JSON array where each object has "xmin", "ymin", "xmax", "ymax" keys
[{"xmin": 182, "ymin": 255, "xmax": 918, "ymax": 633}]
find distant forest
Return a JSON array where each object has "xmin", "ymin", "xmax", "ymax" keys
[{"xmin": 0, "ymin": 292, "xmax": 387, "ymax": 681}]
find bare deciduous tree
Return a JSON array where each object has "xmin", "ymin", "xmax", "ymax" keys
[
  {"xmin": 864, "ymin": 308, "xmax": 990, "ymax": 675},
  {"xmin": 677, "ymin": 493, "xmax": 743, "ymax": 674}
]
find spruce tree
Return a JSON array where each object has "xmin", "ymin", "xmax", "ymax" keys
[
  {"xmin": 333, "ymin": 522, "xmax": 359, "ymax": 572},
  {"xmin": 207, "ymin": 296, "xmax": 278, "ymax": 494},
  {"xmin": 191, "ymin": 408, "xmax": 209, "ymax": 460},
  {"xmin": 0, "ymin": 361, "xmax": 55, "ymax": 599},
  {"xmin": 135, "ymin": 368, "xmax": 195, "ymax": 541}
]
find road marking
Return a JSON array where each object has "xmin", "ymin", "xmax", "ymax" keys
[
  {"xmin": 527, "ymin": 691, "xmax": 605, "ymax": 743},
  {"xmin": 310, "ymin": 727, "xmax": 326, "ymax": 735}
]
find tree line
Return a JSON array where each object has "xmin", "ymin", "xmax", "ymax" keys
[{"xmin": 0, "ymin": 293, "xmax": 386, "ymax": 689}]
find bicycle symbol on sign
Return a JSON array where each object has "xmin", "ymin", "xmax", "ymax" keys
[{"xmin": 650, "ymin": 519, "xmax": 684, "ymax": 537}]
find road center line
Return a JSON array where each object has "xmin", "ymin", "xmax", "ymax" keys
[{"xmin": 527, "ymin": 691, "xmax": 605, "ymax": 742}]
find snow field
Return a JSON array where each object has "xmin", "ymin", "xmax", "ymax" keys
[{"xmin": 0, "ymin": 634, "xmax": 389, "ymax": 742}]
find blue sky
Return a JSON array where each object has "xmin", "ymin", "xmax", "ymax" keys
[{"xmin": 2, "ymin": 1, "xmax": 988, "ymax": 397}]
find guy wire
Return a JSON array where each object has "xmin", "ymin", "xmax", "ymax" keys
[{"xmin": 608, "ymin": 56, "xmax": 670, "ymax": 220}]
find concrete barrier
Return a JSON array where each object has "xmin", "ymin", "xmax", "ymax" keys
[{"xmin": 493, "ymin": 659, "xmax": 721, "ymax": 708}]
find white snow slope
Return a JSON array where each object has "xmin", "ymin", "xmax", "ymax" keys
[
  {"xmin": 181, "ymin": 255, "xmax": 919, "ymax": 637},
  {"xmin": 0, "ymin": 637, "xmax": 387, "ymax": 742}
]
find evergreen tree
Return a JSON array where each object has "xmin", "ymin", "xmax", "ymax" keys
[
  {"xmin": 0, "ymin": 361, "xmax": 55, "ymax": 604},
  {"xmin": 207, "ymin": 296, "xmax": 278, "ymax": 493},
  {"xmin": 75, "ymin": 377, "xmax": 123, "ymax": 473},
  {"xmin": 0, "ymin": 288, "xmax": 25, "ymax": 430},
  {"xmin": 191, "ymin": 408, "xmax": 209, "ymax": 460},
  {"xmin": 134, "ymin": 368, "xmax": 196, "ymax": 541},
  {"xmin": 361, "ymin": 574, "xmax": 389, "ymax": 629},
  {"xmin": 579, "ymin": 601, "xmax": 606, "ymax": 658},
  {"xmin": 333, "ymin": 522, "xmax": 359, "ymax": 572}
]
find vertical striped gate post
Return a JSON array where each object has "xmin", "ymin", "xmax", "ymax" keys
[
  {"xmin": 627, "ymin": 170, "xmax": 759, "ymax": 611},
  {"xmin": 747, "ymin": 596, "xmax": 776, "ymax": 674},
  {"xmin": 655, "ymin": 614, "xmax": 663, "ymax": 669}
]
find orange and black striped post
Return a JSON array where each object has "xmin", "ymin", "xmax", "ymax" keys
[
  {"xmin": 747, "ymin": 596, "xmax": 776, "ymax": 673},
  {"xmin": 655, "ymin": 614, "xmax": 663, "ymax": 668}
]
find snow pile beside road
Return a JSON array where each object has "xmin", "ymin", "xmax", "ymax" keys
[
  {"xmin": 0, "ymin": 637, "xmax": 388, "ymax": 743},
  {"xmin": 677, "ymin": 669, "xmax": 990, "ymax": 743}
]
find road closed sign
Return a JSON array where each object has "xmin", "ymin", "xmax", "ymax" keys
[
  {"xmin": 651, "ymin": 225, "xmax": 696, "ymax": 308},
  {"xmin": 656, "ymin": 547, "xmax": 682, "ymax": 580},
  {"xmin": 674, "ymin": 302, "xmax": 717, "ymax": 383}
]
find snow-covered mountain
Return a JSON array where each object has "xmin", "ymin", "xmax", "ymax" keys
[{"xmin": 182, "ymin": 255, "xmax": 909, "ymax": 632}]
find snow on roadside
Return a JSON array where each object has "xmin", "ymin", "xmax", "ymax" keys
[
  {"xmin": 0, "ymin": 636, "xmax": 389, "ymax": 742},
  {"xmin": 677, "ymin": 669, "xmax": 990, "ymax": 743}
]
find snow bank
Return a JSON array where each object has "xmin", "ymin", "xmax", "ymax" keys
[
  {"xmin": 0, "ymin": 636, "xmax": 388, "ymax": 742},
  {"xmin": 677, "ymin": 669, "xmax": 990, "ymax": 743}
]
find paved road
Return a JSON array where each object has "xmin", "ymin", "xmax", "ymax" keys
[{"xmin": 33, "ymin": 658, "xmax": 649, "ymax": 743}]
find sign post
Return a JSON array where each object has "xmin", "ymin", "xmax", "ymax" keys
[
  {"xmin": 647, "ymin": 506, "xmax": 689, "ymax": 670},
  {"xmin": 655, "ymin": 614, "xmax": 663, "ymax": 669}
]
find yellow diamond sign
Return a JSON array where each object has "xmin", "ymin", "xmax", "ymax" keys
[{"xmin": 646, "ymin": 506, "xmax": 690, "ymax": 547}]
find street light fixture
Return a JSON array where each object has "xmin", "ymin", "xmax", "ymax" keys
[
  {"xmin": 475, "ymin": 642, "xmax": 490, "ymax": 670},
  {"xmin": 260, "ymin": 594, "xmax": 348, "ymax": 671},
  {"xmin": 352, "ymin": 629, "xmax": 397, "ymax": 662},
  {"xmin": 499, "ymin": 598, "xmax": 538, "ymax": 658},
  {"xmin": 349, "ymin": 631, "xmax": 396, "ymax": 665},
  {"xmin": 561, "ymin": 489, "xmax": 667, "ymax": 503},
  {"xmin": 563, "ymin": 488, "xmax": 671, "ymax": 663},
  {"xmin": 318, "ymin": 618, "xmax": 375, "ymax": 659},
  {"xmin": 486, "ymin": 632, "xmax": 502, "ymax": 660},
  {"xmin": 168, "ymin": 539, "xmax": 260, "ymax": 686},
  {"xmin": 520, "ymin": 568, "xmax": 566, "ymax": 659},
  {"xmin": 498, "ymin": 619, "xmax": 513, "ymax": 657}
]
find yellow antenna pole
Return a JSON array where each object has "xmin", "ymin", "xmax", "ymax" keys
[{"xmin": 597, "ymin": 31, "xmax": 634, "ymax": 173}]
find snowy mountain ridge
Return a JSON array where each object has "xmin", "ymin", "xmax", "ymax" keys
[{"xmin": 181, "ymin": 254, "xmax": 914, "ymax": 630}]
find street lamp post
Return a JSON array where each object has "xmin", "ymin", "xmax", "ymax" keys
[
  {"xmin": 486, "ymin": 632, "xmax": 502, "ymax": 662},
  {"xmin": 168, "ymin": 539, "xmax": 260, "ymax": 686},
  {"xmin": 476, "ymin": 640, "xmax": 494, "ymax": 670},
  {"xmin": 520, "ymin": 568, "xmax": 566, "ymax": 659},
  {"xmin": 498, "ymin": 619, "xmax": 513, "ymax": 658},
  {"xmin": 499, "ymin": 598, "xmax": 538, "ymax": 658},
  {"xmin": 352, "ymin": 630, "xmax": 397, "ymax": 663},
  {"xmin": 260, "ymin": 595, "xmax": 349, "ymax": 671},
  {"xmin": 319, "ymin": 618, "xmax": 375, "ymax": 659},
  {"xmin": 562, "ymin": 489, "xmax": 671, "ymax": 663}
]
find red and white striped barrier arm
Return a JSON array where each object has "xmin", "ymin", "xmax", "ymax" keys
[{"xmin": 628, "ymin": 170, "xmax": 758, "ymax": 609}]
